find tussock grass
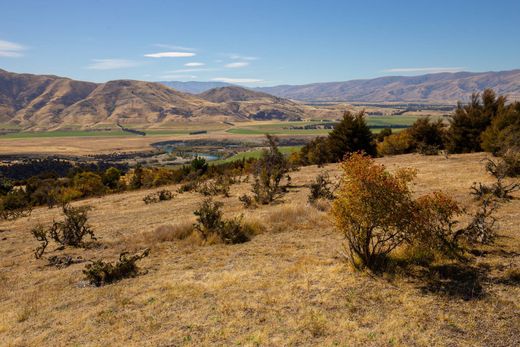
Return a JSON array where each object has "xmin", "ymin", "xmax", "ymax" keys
[{"xmin": 0, "ymin": 153, "xmax": 519, "ymax": 346}]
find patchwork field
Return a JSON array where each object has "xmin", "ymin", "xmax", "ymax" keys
[
  {"xmin": 0, "ymin": 116, "xmax": 432, "ymax": 156},
  {"xmin": 1, "ymin": 153, "xmax": 518, "ymax": 346}
]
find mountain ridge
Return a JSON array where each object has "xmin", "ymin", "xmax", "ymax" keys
[{"xmin": 0, "ymin": 70, "xmax": 312, "ymax": 130}]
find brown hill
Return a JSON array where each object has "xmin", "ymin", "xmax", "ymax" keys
[
  {"xmin": 0, "ymin": 70, "xmax": 315, "ymax": 130},
  {"xmin": 257, "ymin": 70, "xmax": 520, "ymax": 102}
]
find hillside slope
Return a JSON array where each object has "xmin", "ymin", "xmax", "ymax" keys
[
  {"xmin": 257, "ymin": 70, "xmax": 520, "ymax": 102},
  {"xmin": 1, "ymin": 153, "xmax": 519, "ymax": 346},
  {"xmin": 0, "ymin": 70, "xmax": 315, "ymax": 130}
]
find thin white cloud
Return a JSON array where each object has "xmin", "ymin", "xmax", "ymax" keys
[
  {"xmin": 0, "ymin": 39, "xmax": 25, "ymax": 57},
  {"xmin": 144, "ymin": 52, "xmax": 195, "ymax": 58},
  {"xmin": 185, "ymin": 62, "xmax": 205, "ymax": 67},
  {"xmin": 154, "ymin": 43, "xmax": 196, "ymax": 52},
  {"xmin": 225, "ymin": 62, "xmax": 249, "ymax": 68},
  {"xmin": 229, "ymin": 54, "xmax": 258, "ymax": 61},
  {"xmin": 383, "ymin": 67, "xmax": 466, "ymax": 73},
  {"xmin": 212, "ymin": 77, "xmax": 263, "ymax": 84},
  {"xmin": 86, "ymin": 59, "xmax": 139, "ymax": 70}
]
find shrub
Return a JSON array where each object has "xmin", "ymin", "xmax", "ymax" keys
[
  {"xmin": 376, "ymin": 128, "xmax": 393, "ymax": 142},
  {"xmin": 376, "ymin": 130, "xmax": 413, "ymax": 156},
  {"xmin": 299, "ymin": 136, "xmax": 332, "ymax": 166},
  {"xmin": 0, "ymin": 189, "xmax": 32, "ymax": 221},
  {"xmin": 49, "ymin": 204, "xmax": 96, "ymax": 247},
  {"xmin": 102, "ymin": 167, "xmax": 121, "ymax": 189},
  {"xmin": 30, "ymin": 224, "xmax": 49, "ymax": 259},
  {"xmin": 481, "ymin": 101, "xmax": 520, "ymax": 154},
  {"xmin": 190, "ymin": 156, "xmax": 208, "ymax": 174},
  {"xmin": 177, "ymin": 180, "xmax": 200, "ymax": 193},
  {"xmin": 143, "ymin": 189, "xmax": 174, "ymax": 204},
  {"xmin": 412, "ymin": 192, "xmax": 464, "ymax": 258},
  {"xmin": 193, "ymin": 198, "xmax": 224, "ymax": 239},
  {"xmin": 447, "ymin": 89, "xmax": 503, "ymax": 153},
  {"xmin": 408, "ymin": 117, "xmax": 446, "ymax": 154},
  {"xmin": 462, "ymin": 197, "xmax": 498, "ymax": 245},
  {"xmin": 485, "ymin": 151, "xmax": 520, "ymax": 178},
  {"xmin": 470, "ymin": 180, "xmax": 519, "ymax": 202},
  {"xmin": 73, "ymin": 171, "xmax": 105, "ymax": 197},
  {"xmin": 328, "ymin": 110, "xmax": 376, "ymax": 161},
  {"xmin": 331, "ymin": 153, "xmax": 416, "ymax": 269},
  {"xmin": 197, "ymin": 177, "xmax": 231, "ymax": 197},
  {"xmin": 193, "ymin": 198, "xmax": 251, "ymax": 244},
  {"xmin": 130, "ymin": 164, "xmax": 144, "ymax": 189},
  {"xmin": 308, "ymin": 173, "xmax": 335, "ymax": 204},
  {"xmin": 239, "ymin": 194, "xmax": 255, "ymax": 209},
  {"xmin": 251, "ymin": 135, "xmax": 290, "ymax": 204},
  {"xmin": 83, "ymin": 249, "xmax": 150, "ymax": 286}
]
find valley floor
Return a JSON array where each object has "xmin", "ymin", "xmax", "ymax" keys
[{"xmin": 0, "ymin": 153, "xmax": 519, "ymax": 346}]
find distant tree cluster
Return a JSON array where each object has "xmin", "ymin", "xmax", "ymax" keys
[
  {"xmin": 299, "ymin": 110, "xmax": 375, "ymax": 166},
  {"xmin": 377, "ymin": 89, "xmax": 519, "ymax": 158}
]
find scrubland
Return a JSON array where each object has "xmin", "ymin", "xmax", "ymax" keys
[{"xmin": 0, "ymin": 153, "xmax": 519, "ymax": 346}]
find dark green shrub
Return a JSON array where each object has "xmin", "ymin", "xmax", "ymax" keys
[
  {"xmin": 83, "ymin": 249, "xmax": 150, "ymax": 286},
  {"xmin": 143, "ymin": 189, "xmax": 174, "ymax": 204},
  {"xmin": 308, "ymin": 173, "xmax": 335, "ymax": 204},
  {"xmin": 193, "ymin": 198, "xmax": 251, "ymax": 244},
  {"xmin": 376, "ymin": 128, "xmax": 393, "ymax": 142},
  {"xmin": 251, "ymin": 135, "xmax": 290, "ymax": 204},
  {"xmin": 102, "ymin": 167, "xmax": 121, "ymax": 189},
  {"xmin": 0, "ymin": 189, "xmax": 32, "ymax": 221},
  {"xmin": 299, "ymin": 136, "xmax": 332, "ymax": 166},
  {"xmin": 408, "ymin": 117, "xmax": 446, "ymax": 154},
  {"xmin": 49, "ymin": 204, "xmax": 96, "ymax": 247},
  {"xmin": 190, "ymin": 156, "xmax": 208, "ymax": 174}
]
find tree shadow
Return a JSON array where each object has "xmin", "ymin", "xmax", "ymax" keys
[{"xmin": 418, "ymin": 263, "xmax": 487, "ymax": 300}]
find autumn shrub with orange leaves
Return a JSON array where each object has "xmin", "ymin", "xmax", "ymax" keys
[{"xmin": 331, "ymin": 153, "xmax": 469, "ymax": 270}]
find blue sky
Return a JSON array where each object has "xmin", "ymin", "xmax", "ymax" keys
[{"xmin": 1, "ymin": 0, "xmax": 519, "ymax": 86}]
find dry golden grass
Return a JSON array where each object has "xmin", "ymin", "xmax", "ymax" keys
[{"xmin": 0, "ymin": 152, "xmax": 519, "ymax": 346}]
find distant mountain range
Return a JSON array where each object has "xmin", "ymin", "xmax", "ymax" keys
[
  {"xmin": 2, "ymin": 68, "xmax": 520, "ymax": 131},
  {"xmin": 0, "ymin": 69, "xmax": 319, "ymax": 131},
  {"xmin": 160, "ymin": 70, "xmax": 520, "ymax": 103}
]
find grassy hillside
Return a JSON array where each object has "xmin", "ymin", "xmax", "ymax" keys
[{"xmin": 0, "ymin": 153, "xmax": 519, "ymax": 346}]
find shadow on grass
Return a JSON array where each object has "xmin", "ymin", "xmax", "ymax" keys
[
  {"xmin": 384, "ymin": 256, "xmax": 489, "ymax": 301},
  {"xmin": 418, "ymin": 263, "xmax": 486, "ymax": 300}
]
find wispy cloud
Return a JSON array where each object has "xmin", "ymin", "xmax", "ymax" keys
[
  {"xmin": 229, "ymin": 54, "xmax": 258, "ymax": 61},
  {"xmin": 154, "ymin": 43, "xmax": 196, "ymax": 52},
  {"xmin": 144, "ymin": 52, "xmax": 196, "ymax": 58},
  {"xmin": 185, "ymin": 62, "xmax": 205, "ymax": 67},
  {"xmin": 0, "ymin": 39, "xmax": 25, "ymax": 57},
  {"xmin": 86, "ymin": 59, "xmax": 139, "ymax": 70},
  {"xmin": 383, "ymin": 67, "xmax": 466, "ymax": 74},
  {"xmin": 212, "ymin": 77, "xmax": 263, "ymax": 84},
  {"xmin": 225, "ymin": 62, "xmax": 249, "ymax": 68}
]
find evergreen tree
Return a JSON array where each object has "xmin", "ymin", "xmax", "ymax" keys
[
  {"xmin": 448, "ymin": 89, "xmax": 505, "ymax": 153},
  {"xmin": 328, "ymin": 110, "xmax": 375, "ymax": 161}
]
